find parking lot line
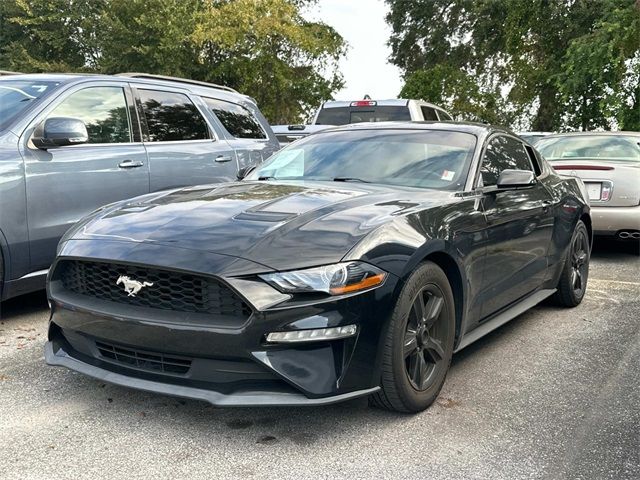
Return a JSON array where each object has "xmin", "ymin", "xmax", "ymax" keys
[{"xmin": 589, "ymin": 278, "xmax": 639, "ymax": 286}]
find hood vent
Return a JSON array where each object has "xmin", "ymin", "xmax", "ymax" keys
[{"xmin": 234, "ymin": 211, "xmax": 298, "ymax": 222}]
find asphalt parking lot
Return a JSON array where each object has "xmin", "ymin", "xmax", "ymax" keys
[{"xmin": 0, "ymin": 239, "xmax": 638, "ymax": 480}]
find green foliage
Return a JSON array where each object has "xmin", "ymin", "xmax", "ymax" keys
[
  {"xmin": 0, "ymin": 0, "xmax": 105, "ymax": 72},
  {"xmin": 192, "ymin": 0, "xmax": 345, "ymax": 123},
  {"xmin": 0, "ymin": 0, "xmax": 345, "ymax": 123},
  {"xmin": 387, "ymin": 0, "xmax": 640, "ymax": 131}
]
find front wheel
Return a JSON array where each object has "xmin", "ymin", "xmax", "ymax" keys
[
  {"xmin": 0, "ymin": 253, "xmax": 3, "ymax": 301},
  {"xmin": 554, "ymin": 220, "xmax": 590, "ymax": 307},
  {"xmin": 370, "ymin": 261, "xmax": 455, "ymax": 413}
]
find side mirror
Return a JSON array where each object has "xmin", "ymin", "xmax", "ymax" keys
[
  {"xmin": 237, "ymin": 165, "xmax": 256, "ymax": 180},
  {"xmin": 497, "ymin": 169, "xmax": 536, "ymax": 188},
  {"xmin": 32, "ymin": 117, "xmax": 88, "ymax": 150}
]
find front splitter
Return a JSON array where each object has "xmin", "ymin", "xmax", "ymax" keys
[{"xmin": 44, "ymin": 342, "xmax": 380, "ymax": 407}]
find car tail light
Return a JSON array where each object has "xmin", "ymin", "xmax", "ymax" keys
[
  {"xmin": 601, "ymin": 183, "xmax": 612, "ymax": 201},
  {"xmin": 351, "ymin": 100, "xmax": 377, "ymax": 107}
]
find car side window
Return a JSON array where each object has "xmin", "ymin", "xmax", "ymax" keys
[
  {"xmin": 203, "ymin": 97, "xmax": 267, "ymax": 139},
  {"xmin": 480, "ymin": 135, "xmax": 533, "ymax": 187},
  {"xmin": 138, "ymin": 89, "xmax": 210, "ymax": 142},
  {"xmin": 421, "ymin": 106, "xmax": 438, "ymax": 121},
  {"xmin": 49, "ymin": 86, "xmax": 131, "ymax": 144},
  {"xmin": 525, "ymin": 145, "xmax": 543, "ymax": 176},
  {"xmin": 437, "ymin": 110, "xmax": 453, "ymax": 121}
]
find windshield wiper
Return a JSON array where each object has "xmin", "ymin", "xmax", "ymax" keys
[
  {"xmin": 258, "ymin": 176, "xmax": 276, "ymax": 180},
  {"xmin": 332, "ymin": 177, "xmax": 371, "ymax": 183}
]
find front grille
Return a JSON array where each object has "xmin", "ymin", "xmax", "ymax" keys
[
  {"xmin": 57, "ymin": 260, "xmax": 252, "ymax": 318},
  {"xmin": 96, "ymin": 340, "xmax": 191, "ymax": 375}
]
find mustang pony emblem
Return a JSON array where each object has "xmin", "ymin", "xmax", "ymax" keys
[{"xmin": 116, "ymin": 275, "xmax": 153, "ymax": 297}]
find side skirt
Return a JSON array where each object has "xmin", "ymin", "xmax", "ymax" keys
[
  {"xmin": 454, "ymin": 288, "xmax": 556, "ymax": 353},
  {"xmin": 1, "ymin": 269, "xmax": 48, "ymax": 301}
]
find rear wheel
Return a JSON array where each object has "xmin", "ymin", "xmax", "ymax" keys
[
  {"xmin": 554, "ymin": 220, "xmax": 590, "ymax": 307},
  {"xmin": 370, "ymin": 261, "xmax": 455, "ymax": 413}
]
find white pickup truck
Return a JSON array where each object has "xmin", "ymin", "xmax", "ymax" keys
[{"xmin": 272, "ymin": 98, "xmax": 453, "ymax": 146}]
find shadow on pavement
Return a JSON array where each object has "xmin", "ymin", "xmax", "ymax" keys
[
  {"xmin": 0, "ymin": 290, "xmax": 49, "ymax": 321},
  {"xmin": 591, "ymin": 236, "xmax": 639, "ymax": 258}
]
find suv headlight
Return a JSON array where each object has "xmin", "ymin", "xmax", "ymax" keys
[{"xmin": 259, "ymin": 261, "xmax": 387, "ymax": 295}]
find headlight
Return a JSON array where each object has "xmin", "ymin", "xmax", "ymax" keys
[{"xmin": 259, "ymin": 261, "xmax": 387, "ymax": 295}]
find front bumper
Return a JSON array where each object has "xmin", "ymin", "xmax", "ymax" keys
[
  {"xmin": 44, "ymin": 342, "xmax": 379, "ymax": 406},
  {"xmin": 45, "ymin": 240, "xmax": 397, "ymax": 406},
  {"xmin": 591, "ymin": 205, "xmax": 640, "ymax": 235}
]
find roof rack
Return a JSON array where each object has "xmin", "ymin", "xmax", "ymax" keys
[
  {"xmin": 0, "ymin": 70, "xmax": 22, "ymax": 76},
  {"xmin": 117, "ymin": 73, "xmax": 238, "ymax": 94}
]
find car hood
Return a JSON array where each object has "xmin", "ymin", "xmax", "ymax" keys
[{"xmin": 72, "ymin": 181, "xmax": 453, "ymax": 270}]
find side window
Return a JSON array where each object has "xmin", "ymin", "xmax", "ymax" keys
[
  {"xmin": 525, "ymin": 145, "xmax": 543, "ymax": 176},
  {"xmin": 421, "ymin": 106, "xmax": 438, "ymax": 121},
  {"xmin": 480, "ymin": 136, "xmax": 533, "ymax": 186},
  {"xmin": 203, "ymin": 97, "xmax": 267, "ymax": 139},
  {"xmin": 49, "ymin": 86, "xmax": 131, "ymax": 144},
  {"xmin": 438, "ymin": 110, "xmax": 453, "ymax": 121},
  {"xmin": 138, "ymin": 89, "xmax": 209, "ymax": 142}
]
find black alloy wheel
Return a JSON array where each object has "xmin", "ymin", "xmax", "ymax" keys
[
  {"xmin": 555, "ymin": 220, "xmax": 590, "ymax": 307},
  {"xmin": 570, "ymin": 230, "xmax": 589, "ymax": 297},
  {"xmin": 403, "ymin": 287, "xmax": 446, "ymax": 391},
  {"xmin": 370, "ymin": 261, "xmax": 455, "ymax": 413}
]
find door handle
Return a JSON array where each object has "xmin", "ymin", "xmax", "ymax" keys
[
  {"xmin": 118, "ymin": 159, "xmax": 144, "ymax": 169},
  {"xmin": 542, "ymin": 200, "xmax": 553, "ymax": 213},
  {"xmin": 215, "ymin": 155, "xmax": 233, "ymax": 163}
]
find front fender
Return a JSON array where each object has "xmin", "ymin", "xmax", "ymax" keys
[{"xmin": 343, "ymin": 200, "xmax": 488, "ymax": 341}]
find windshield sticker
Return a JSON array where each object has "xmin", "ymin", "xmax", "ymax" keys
[{"xmin": 441, "ymin": 170, "xmax": 455, "ymax": 181}]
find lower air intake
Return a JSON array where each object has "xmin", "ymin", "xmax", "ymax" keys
[{"xmin": 96, "ymin": 341, "xmax": 192, "ymax": 375}]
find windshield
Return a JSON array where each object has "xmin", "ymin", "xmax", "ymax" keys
[
  {"xmin": 0, "ymin": 79, "xmax": 59, "ymax": 130},
  {"xmin": 315, "ymin": 106, "xmax": 411, "ymax": 125},
  {"xmin": 519, "ymin": 134, "xmax": 546, "ymax": 145},
  {"xmin": 248, "ymin": 129, "xmax": 477, "ymax": 191},
  {"xmin": 537, "ymin": 135, "xmax": 640, "ymax": 162}
]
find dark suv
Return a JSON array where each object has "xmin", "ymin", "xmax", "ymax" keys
[{"xmin": 0, "ymin": 73, "xmax": 279, "ymax": 301}]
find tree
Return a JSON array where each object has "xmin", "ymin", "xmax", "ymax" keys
[
  {"xmin": 386, "ymin": 0, "xmax": 640, "ymax": 131},
  {"xmin": 192, "ymin": 0, "xmax": 345, "ymax": 123},
  {"xmin": 0, "ymin": 0, "xmax": 345, "ymax": 123},
  {"xmin": 0, "ymin": 0, "xmax": 105, "ymax": 72}
]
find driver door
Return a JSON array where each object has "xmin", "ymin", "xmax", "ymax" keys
[
  {"xmin": 477, "ymin": 134, "xmax": 555, "ymax": 318},
  {"xmin": 19, "ymin": 82, "xmax": 149, "ymax": 271}
]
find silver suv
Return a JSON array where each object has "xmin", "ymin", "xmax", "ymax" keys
[{"xmin": 0, "ymin": 73, "xmax": 279, "ymax": 300}]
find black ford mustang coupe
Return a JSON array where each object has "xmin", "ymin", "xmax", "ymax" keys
[{"xmin": 45, "ymin": 123, "xmax": 591, "ymax": 413}]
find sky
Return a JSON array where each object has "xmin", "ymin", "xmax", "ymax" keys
[{"xmin": 303, "ymin": 0, "xmax": 404, "ymax": 101}]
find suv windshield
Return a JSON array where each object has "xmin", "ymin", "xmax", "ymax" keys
[
  {"xmin": 249, "ymin": 129, "xmax": 477, "ymax": 190},
  {"xmin": 315, "ymin": 106, "xmax": 411, "ymax": 125},
  {"xmin": 0, "ymin": 79, "xmax": 59, "ymax": 130},
  {"xmin": 537, "ymin": 135, "xmax": 640, "ymax": 162}
]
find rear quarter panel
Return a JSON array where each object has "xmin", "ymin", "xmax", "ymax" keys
[{"xmin": 541, "ymin": 171, "xmax": 590, "ymax": 284}]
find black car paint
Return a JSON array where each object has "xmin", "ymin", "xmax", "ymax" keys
[{"xmin": 45, "ymin": 123, "xmax": 590, "ymax": 405}]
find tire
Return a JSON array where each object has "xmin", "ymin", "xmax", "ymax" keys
[
  {"xmin": 554, "ymin": 220, "xmax": 590, "ymax": 307},
  {"xmin": 370, "ymin": 261, "xmax": 456, "ymax": 413},
  {"xmin": 0, "ymin": 252, "xmax": 3, "ymax": 301}
]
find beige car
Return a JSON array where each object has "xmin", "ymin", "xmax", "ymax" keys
[{"xmin": 536, "ymin": 132, "xmax": 640, "ymax": 240}]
